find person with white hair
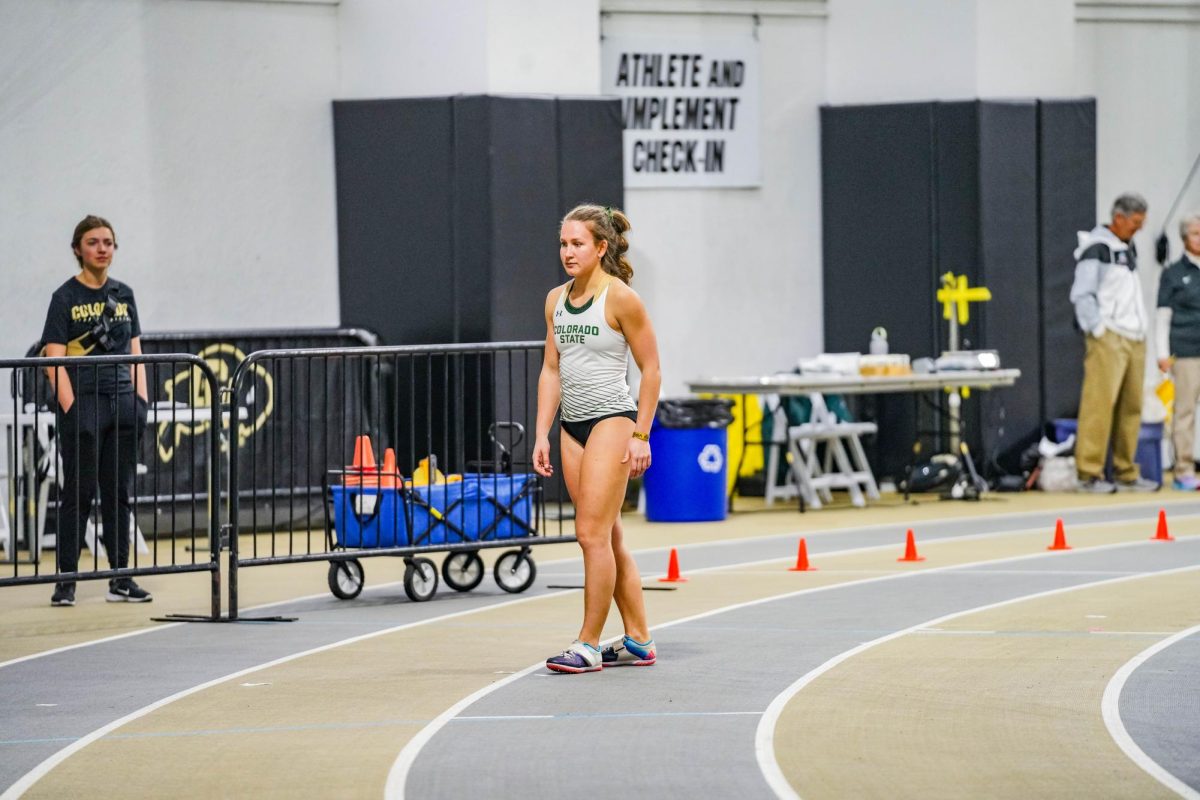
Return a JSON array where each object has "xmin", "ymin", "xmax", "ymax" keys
[{"xmin": 1155, "ymin": 211, "xmax": 1200, "ymax": 490}]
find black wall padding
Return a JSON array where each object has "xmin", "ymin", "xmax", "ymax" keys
[
  {"xmin": 451, "ymin": 96, "xmax": 493, "ymax": 344},
  {"xmin": 1038, "ymin": 99, "xmax": 1095, "ymax": 423},
  {"xmin": 334, "ymin": 95, "xmax": 623, "ymax": 346},
  {"xmin": 488, "ymin": 98, "xmax": 562, "ymax": 342},
  {"xmin": 934, "ymin": 102, "xmax": 983, "ymax": 452},
  {"xmin": 334, "ymin": 98, "xmax": 457, "ymax": 345},
  {"xmin": 977, "ymin": 101, "xmax": 1042, "ymax": 469},
  {"xmin": 557, "ymin": 99, "xmax": 625, "ymax": 219},
  {"xmin": 821, "ymin": 103, "xmax": 940, "ymax": 479},
  {"xmin": 821, "ymin": 99, "xmax": 1096, "ymax": 480}
]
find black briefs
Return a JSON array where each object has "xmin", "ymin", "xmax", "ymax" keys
[{"xmin": 560, "ymin": 411, "xmax": 638, "ymax": 447}]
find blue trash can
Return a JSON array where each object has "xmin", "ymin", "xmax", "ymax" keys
[{"xmin": 643, "ymin": 399, "xmax": 733, "ymax": 522}]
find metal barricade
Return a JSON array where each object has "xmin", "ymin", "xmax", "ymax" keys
[
  {"xmin": 1, "ymin": 353, "xmax": 221, "ymax": 619},
  {"xmin": 227, "ymin": 341, "xmax": 573, "ymax": 619}
]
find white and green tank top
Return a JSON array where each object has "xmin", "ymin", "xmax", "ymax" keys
[{"xmin": 553, "ymin": 280, "xmax": 638, "ymax": 422}]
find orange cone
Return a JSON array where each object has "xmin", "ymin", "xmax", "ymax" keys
[
  {"xmin": 788, "ymin": 538, "xmax": 816, "ymax": 571},
  {"xmin": 658, "ymin": 548, "xmax": 687, "ymax": 583},
  {"xmin": 1151, "ymin": 508, "xmax": 1174, "ymax": 541},
  {"xmin": 352, "ymin": 435, "xmax": 376, "ymax": 469},
  {"xmin": 1047, "ymin": 518, "xmax": 1071, "ymax": 551},
  {"xmin": 380, "ymin": 448, "xmax": 399, "ymax": 488},
  {"xmin": 344, "ymin": 435, "xmax": 379, "ymax": 486},
  {"xmin": 897, "ymin": 529, "xmax": 925, "ymax": 562}
]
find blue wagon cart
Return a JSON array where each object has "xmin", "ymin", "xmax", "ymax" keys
[{"xmin": 324, "ymin": 471, "xmax": 546, "ymax": 602}]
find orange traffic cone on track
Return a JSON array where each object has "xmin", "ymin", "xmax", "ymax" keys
[
  {"xmin": 1047, "ymin": 518, "xmax": 1071, "ymax": 551},
  {"xmin": 1151, "ymin": 508, "xmax": 1174, "ymax": 541},
  {"xmin": 658, "ymin": 548, "xmax": 687, "ymax": 583},
  {"xmin": 788, "ymin": 538, "xmax": 816, "ymax": 571},
  {"xmin": 897, "ymin": 529, "xmax": 925, "ymax": 562}
]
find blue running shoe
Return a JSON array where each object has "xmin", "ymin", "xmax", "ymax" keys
[
  {"xmin": 546, "ymin": 640, "xmax": 603, "ymax": 673},
  {"xmin": 601, "ymin": 635, "xmax": 656, "ymax": 667},
  {"xmin": 1173, "ymin": 475, "xmax": 1200, "ymax": 491}
]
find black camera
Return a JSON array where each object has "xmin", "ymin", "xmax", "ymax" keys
[{"xmin": 87, "ymin": 292, "xmax": 123, "ymax": 352}]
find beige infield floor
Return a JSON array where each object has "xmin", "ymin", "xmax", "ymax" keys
[
  {"xmin": 7, "ymin": 490, "xmax": 1197, "ymax": 799},
  {"xmin": 774, "ymin": 570, "xmax": 1200, "ymax": 799}
]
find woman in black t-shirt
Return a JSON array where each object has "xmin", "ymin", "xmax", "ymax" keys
[{"xmin": 41, "ymin": 215, "xmax": 152, "ymax": 606}]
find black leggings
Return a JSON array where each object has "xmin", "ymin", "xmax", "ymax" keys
[
  {"xmin": 56, "ymin": 393, "xmax": 144, "ymax": 575},
  {"xmin": 561, "ymin": 411, "xmax": 637, "ymax": 447}
]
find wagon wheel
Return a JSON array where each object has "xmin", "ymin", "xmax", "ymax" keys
[
  {"xmin": 442, "ymin": 551, "xmax": 485, "ymax": 592},
  {"xmin": 404, "ymin": 557, "xmax": 439, "ymax": 602},
  {"xmin": 493, "ymin": 549, "xmax": 536, "ymax": 594},
  {"xmin": 327, "ymin": 559, "xmax": 364, "ymax": 600}
]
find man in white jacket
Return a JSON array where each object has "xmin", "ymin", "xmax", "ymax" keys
[{"xmin": 1069, "ymin": 192, "xmax": 1160, "ymax": 493}]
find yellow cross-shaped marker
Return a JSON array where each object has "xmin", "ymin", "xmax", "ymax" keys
[{"xmin": 937, "ymin": 272, "xmax": 992, "ymax": 325}]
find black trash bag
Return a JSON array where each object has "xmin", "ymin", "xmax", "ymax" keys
[{"xmin": 655, "ymin": 398, "xmax": 735, "ymax": 429}]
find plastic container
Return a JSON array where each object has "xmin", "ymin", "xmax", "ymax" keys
[
  {"xmin": 644, "ymin": 399, "xmax": 732, "ymax": 522},
  {"xmin": 1052, "ymin": 418, "xmax": 1163, "ymax": 484}
]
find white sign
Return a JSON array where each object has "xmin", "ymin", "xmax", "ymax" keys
[{"xmin": 601, "ymin": 35, "xmax": 761, "ymax": 189}]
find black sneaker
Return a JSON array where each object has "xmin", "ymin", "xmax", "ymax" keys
[
  {"xmin": 50, "ymin": 582, "xmax": 76, "ymax": 607},
  {"xmin": 107, "ymin": 578, "xmax": 152, "ymax": 603}
]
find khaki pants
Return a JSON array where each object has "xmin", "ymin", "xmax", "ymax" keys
[
  {"xmin": 1076, "ymin": 330, "xmax": 1144, "ymax": 482},
  {"xmin": 1170, "ymin": 357, "xmax": 1200, "ymax": 478}
]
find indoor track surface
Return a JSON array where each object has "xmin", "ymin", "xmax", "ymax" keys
[{"xmin": 2, "ymin": 493, "xmax": 1198, "ymax": 799}]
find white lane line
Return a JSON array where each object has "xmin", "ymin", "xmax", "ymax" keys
[
  {"xmin": 385, "ymin": 537, "xmax": 1200, "ymax": 799},
  {"xmin": 3, "ymin": 506, "xmax": 1192, "ymax": 671},
  {"xmin": 754, "ymin": 565, "xmax": 1200, "ymax": 800},
  {"xmin": 5, "ymin": 521, "xmax": 1196, "ymax": 796},
  {"xmin": 453, "ymin": 711, "xmax": 761, "ymax": 722},
  {"xmin": 0, "ymin": 588, "xmax": 574, "ymax": 800},
  {"xmin": 383, "ymin": 663, "xmax": 547, "ymax": 799},
  {"xmin": 0, "ymin": 624, "xmax": 184, "ymax": 671},
  {"xmin": 1102, "ymin": 623, "xmax": 1200, "ymax": 800}
]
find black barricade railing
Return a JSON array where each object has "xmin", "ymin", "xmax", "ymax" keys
[
  {"xmin": 141, "ymin": 326, "xmax": 380, "ymax": 352},
  {"xmin": 1, "ymin": 353, "xmax": 221, "ymax": 619},
  {"xmin": 138, "ymin": 327, "xmax": 382, "ymax": 515},
  {"xmin": 227, "ymin": 341, "xmax": 573, "ymax": 619}
]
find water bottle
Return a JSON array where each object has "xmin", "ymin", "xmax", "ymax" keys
[{"xmin": 869, "ymin": 327, "xmax": 889, "ymax": 355}]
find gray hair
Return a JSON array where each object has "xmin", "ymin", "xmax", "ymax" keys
[
  {"xmin": 1111, "ymin": 192, "xmax": 1148, "ymax": 218},
  {"xmin": 1181, "ymin": 212, "xmax": 1200, "ymax": 239}
]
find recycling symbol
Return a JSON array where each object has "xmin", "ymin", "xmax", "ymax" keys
[{"xmin": 697, "ymin": 444, "xmax": 724, "ymax": 474}]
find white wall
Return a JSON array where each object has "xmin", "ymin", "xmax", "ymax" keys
[
  {"xmin": 1075, "ymin": 9, "xmax": 1200, "ymax": 372},
  {"xmin": 601, "ymin": 9, "xmax": 826, "ymax": 394},
  {"xmin": 0, "ymin": 0, "xmax": 341, "ymax": 356},
  {"xmin": 337, "ymin": 0, "xmax": 489, "ymax": 97},
  {"xmin": 827, "ymin": 0, "xmax": 1077, "ymax": 103},
  {"xmin": 338, "ymin": 0, "xmax": 600, "ymax": 98},
  {"xmin": 976, "ymin": 0, "xmax": 1076, "ymax": 97},
  {"xmin": 827, "ymin": 0, "xmax": 977, "ymax": 103},
  {"xmin": 5, "ymin": 0, "xmax": 1199, "ymax": 396}
]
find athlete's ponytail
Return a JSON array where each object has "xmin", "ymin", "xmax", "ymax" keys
[{"xmin": 563, "ymin": 204, "xmax": 633, "ymax": 285}]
